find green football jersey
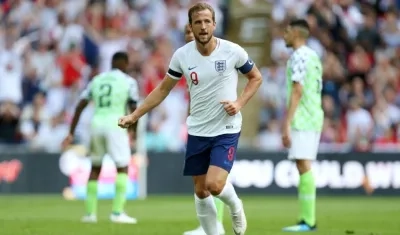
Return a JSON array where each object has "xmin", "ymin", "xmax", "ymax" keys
[
  {"xmin": 80, "ymin": 69, "xmax": 139, "ymax": 129},
  {"xmin": 286, "ymin": 46, "xmax": 324, "ymax": 131}
]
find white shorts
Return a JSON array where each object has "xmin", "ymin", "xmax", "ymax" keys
[
  {"xmin": 89, "ymin": 128, "xmax": 131, "ymax": 167},
  {"xmin": 288, "ymin": 130, "xmax": 321, "ymax": 160}
]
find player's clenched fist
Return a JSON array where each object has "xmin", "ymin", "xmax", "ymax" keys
[
  {"xmin": 62, "ymin": 134, "xmax": 74, "ymax": 149},
  {"xmin": 220, "ymin": 100, "xmax": 242, "ymax": 116},
  {"xmin": 118, "ymin": 115, "xmax": 137, "ymax": 128}
]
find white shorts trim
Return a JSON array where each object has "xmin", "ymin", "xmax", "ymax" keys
[
  {"xmin": 288, "ymin": 130, "xmax": 321, "ymax": 160},
  {"xmin": 89, "ymin": 129, "xmax": 131, "ymax": 167}
]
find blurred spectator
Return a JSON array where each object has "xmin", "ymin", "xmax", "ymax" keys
[
  {"xmin": 22, "ymin": 66, "xmax": 42, "ymax": 105},
  {"xmin": 19, "ymin": 92, "xmax": 51, "ymax": 142},
  {"xmin": 347, "ymin": 76, "xmax": 374, "ymax": 109},
  {"xmin": 57, "ymin": 43, "xmax": 87, "ymax": 88},
  {"xmin": 270, "ymin": 26, "xmax": 290, "ymax": 64},
  {"xmin": 0, "ymin": 36, "xmax": 23, "ymax": 104},
  {"xmin": 333, "ymin": 0, "xmax": 364, "ymax": 39},
  {"xmin": 29, "ymin": 111, "xmax": 69, "ymax": 153},
  {"xmin": 356, "ymin": 12, "xmax": 382, "ymax": 52},
  {"xmin": 256, "ymin": 118, "xmax": 282, "ymax": 151},
  {"xmin": 346, "ymin": 97, "xmax": 374, "ymax": 151},
  {"xmin": 0, "ymin": 101, "xmax": 20, "ymax": 144},
  {"xmin": 369, "ymin": 51, "xmax": 398, "ymax": 95},
  {"xmin": 322, "ymin": 95, "xmax": 339, "ymax": 120},
  {"xmin": 347, "ymin": 44, "xmax": 373, "ymax": 79},
  {"xmin": 380, "ymin": 8, "xmax": 400, "ymax": 47},
  {"xmin": 259, "ymin": 62, "xmax": 286, "ymax": 125},
  {"xmin": 322, "ymin": 50, "xmax": 345, "ymax": 103},
  {"xmin": 320, "ymin": 117, "xmax": 338, "ymax": 144}
]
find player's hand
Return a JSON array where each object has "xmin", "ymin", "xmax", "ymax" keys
[
  {"xmin": 62, "ymin": 134, "xmax": 74, "ymax": 149},
  {"xmin": 220, "ymin": 100, "xmax": 242, "ymax": 116},
  {"xmin": 118, "ymin": 114, "xmax": 138, "ymax": 128},
  {"xmin": 282, "ymin": 125, "xmax": 291, "ymax": 148}
]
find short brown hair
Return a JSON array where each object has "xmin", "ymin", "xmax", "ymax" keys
[{"xmin": 188, "ymin": 2, "xmax": 215, "ymax": 24}]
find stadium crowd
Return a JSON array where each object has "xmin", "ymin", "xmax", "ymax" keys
[
  {"xmin": 0, "ymin": 0, "xmax": 226, "ymax": 152},
  {"xmin": 1, "ymin": 0, "xmax": 400, "ymax": 153}
]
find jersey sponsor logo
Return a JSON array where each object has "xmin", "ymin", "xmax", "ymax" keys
[
  {"xmin": 215, "ymin": 60, "xmax": 226, "ymax": 73},
  {"xmin": 188, "ymin": 66, "xmax": 197, "ymax": 70}
]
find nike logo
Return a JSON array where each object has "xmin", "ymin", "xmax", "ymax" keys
[
  {"xmin": 188, "ymin": 66, "xmax": 197, "ymax": 70},
  {"xmin": 248, "ymin": 60, "xmax": 254, "ymax": 65}
]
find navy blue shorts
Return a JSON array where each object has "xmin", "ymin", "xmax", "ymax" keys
[{"xmin": 183, "ymin": 132, "xmax": 240, "ymax": 176}]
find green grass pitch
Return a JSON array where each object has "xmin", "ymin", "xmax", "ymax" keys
[{"xmin": 0, "ymin": 195, "xmax": 399, "ymax": 235}]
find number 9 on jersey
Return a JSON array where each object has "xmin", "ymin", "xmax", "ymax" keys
[{"xmin": 190, "ymin": 72, "xmax": 198, "ymax": 85}]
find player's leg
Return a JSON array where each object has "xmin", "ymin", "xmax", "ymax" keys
[
  {"xmin": 282, "ymin": 130, "xmax": 320, "ymax": 232},
  {"xmin": 183, "ymin": 135, "xmax": 220, "ymax": 235},
  {"xmin": 107, "ymin": 130, "xmax": 137, "ymax": 224},
  {"xmin": 81, "ymin": 133, "xmax": 106, "ymax": 223},
  {"xmin": 208, "ymin": 133, "xmax": 246, "ymax": 235},
  {"xmin": 184, "ymin": 197, "xmax": 225, "ymax": 235}
]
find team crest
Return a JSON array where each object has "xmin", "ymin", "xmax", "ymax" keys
[{"xmin": 215, "ymin": 60, "xmax": 226, "ymax": 74}]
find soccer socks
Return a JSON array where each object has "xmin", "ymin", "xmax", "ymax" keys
[
  {"xmin": 215, "ymin": 182, "xmax": 241, "ymax": 213},
  {"xmin": 86, "ymin": 180, "xmax": 98, "ymax": 215},
  {"xmin": 215, "ymin": 198, "xmax": 224, "ymax": 222},
  {"xmin": 112, "ymin": 173, "xmax": 128, "ymax": 214},
  {"xmin": 298, "ymin": 171, "xmax": 316, "ymax": 226},
  {"xmin": 195, "ymin": 194, "xmax": 219, "ymax": 235}
]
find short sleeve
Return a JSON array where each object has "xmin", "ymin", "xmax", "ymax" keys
[
  {"xmin": 79, "ymin": 82, "xmax": 92, "ymax": 100},
  {"xmin": 166, "ymin": 49, "xmax": 183, "ymax": 80},
  {"xmin": 234, "ymin": 44, "xmax": 254, "ymax": 74},
  {"xmin": 128, "ymin": 78, "xmax": 139, "ymax": 102},
  {"xmin": 291, "ymin": 52, "xmax": 307, "ymax": 85}
]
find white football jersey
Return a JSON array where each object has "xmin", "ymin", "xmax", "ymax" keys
[{"xmin": 167, "ymin": 38, "xmax": 254, "ymax": 137}]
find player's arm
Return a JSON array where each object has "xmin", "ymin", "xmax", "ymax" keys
[
  {"xmin": 127, "ymin": 79, "xmax": 140, "ymax": 135},
  {"xmin": 63, "ymin": 83, "xmax": 92, "ymax": 148},
  {"xmin": 128, "ymin": 76, "xmax": 179, "ymax": 121},
  {"xmin": 284, "ymin": 54, "xmax": 305, "ymax": 128},
  {"xmin": 235, "ymin": 46, "xmax": 263, "ymax": 108},
  {"xmin": 123, "ymin": 50, "xmax": 183, "ymax": 124},
  {"xmin": 68, "ymin": 85, "xmax": 91, "ymax": 136}
]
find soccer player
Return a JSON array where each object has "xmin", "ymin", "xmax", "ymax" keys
[
  {"xmin": 118, "ymin": 3, "xmax": 262, "ymax": 235},
  {"xmin": 63, "ymin": 52, "xmax": 139, "ymax": 224},
  {"xmin": 182, "ymin": 23, "xmax": 226, "ymax": 235},
  {"xmin": 281, "ymin": 19, "xmax": 323, "ymax": 232}
]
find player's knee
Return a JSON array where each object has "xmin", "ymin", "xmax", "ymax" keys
[
  {"xmin": 296, "ymin": 160, "xmax": 311, "ymax": 174},
  {"xmin": 206, "ymin": 179, "xmax": 225, "ymax": 196},
  {"xmin": 193, "ymin": 175, "xmax": 210, "ymax": 198},
  {"xmin": 194, "ymin": 188, "xmax": 210, "ymax": 198},
  {"xmin": 89, "ymin": 166, "xmax": 102, "ymax": 180},
  {"xmin": 194, "ymin": 185, "xmax": 210, "ymax": 198},
  {"xmin": 116, "ymin": 166, "xmax": 128, "ymax": 174}
]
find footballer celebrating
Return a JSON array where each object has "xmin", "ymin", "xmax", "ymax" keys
[
  {"xmin": 63, "ymin": 52, "xmax": 139, "ymax": 224},
  {"xmin": 182, "ymin": 23, "xmax": 226, "ymax": 235},
  {"xmin": 118, "ymin": 3, "xmax": 262, "ymax": 235},
  {"xmin": 282, "ymin": 19, "xmax": 324, "ymax": 232}
]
